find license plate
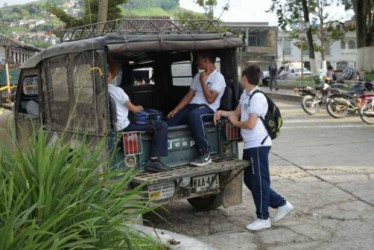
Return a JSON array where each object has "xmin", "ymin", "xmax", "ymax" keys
[
  {"xmin": 192, "ymin": 174, "xmax": 219, "ymax": 193},
  {"xmin": 148, "ymin": 182, "xmax": 175, "ymax": 201}
]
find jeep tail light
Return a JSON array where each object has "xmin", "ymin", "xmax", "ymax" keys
[
  {"xmin": 123, "ymin": 132, "xmax": 142, "ymax": 155},
  {"xmin": 225, "ymin": 121, "xmax": 241, "ymax": 140}
]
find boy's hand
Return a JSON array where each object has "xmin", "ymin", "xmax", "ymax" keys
[
  {"xmin": 214, "ymin": 110, "xmax": 222, "ymax": 125},
  {"xmin": 167, "ymin": 108, "xmax": 179, "ymax": 118},
  {"xmin": 199, "ymin": 72, "xmax": 208, "ymax": 84},
  {"xmin": 228, "ymin": 115, "xmax": 238, "ymax": 125},
  {"xmin": 135, "ymin": 105, "xmax": 144, "ymax": 113}
]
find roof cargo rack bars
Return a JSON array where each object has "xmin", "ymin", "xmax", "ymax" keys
[{"xmin": 59, "ymin": 18, "xmax": 221, "ymax": 42}]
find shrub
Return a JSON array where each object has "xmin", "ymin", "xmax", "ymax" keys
[{"xmin": 0, "ymin": 129, "xmax": 164, "ymax": 250}]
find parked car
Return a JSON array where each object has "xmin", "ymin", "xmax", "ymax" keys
[
  {"xmin": 289, "ymin": 68, "xmax": 312, "ymax": 77},
  {"xmin": 261, "ymin": 70, "xmax": 269, "ymax": 85}
]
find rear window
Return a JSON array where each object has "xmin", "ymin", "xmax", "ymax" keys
[
  {"xmin": 50, "ymin": 66, "xmax": 68, "ymax": 102},
  {"xmin": 73, "ymin": 63, "xmax": 94, "ymax": 104},
  {"xmin": 172, "ymin": 61, "xmax": 193, "ymax": 86},
  {"xmin": 22, "ymin": 76, "xmax": 38, "ymax": 96}
]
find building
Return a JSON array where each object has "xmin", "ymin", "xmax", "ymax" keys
[
  {"xmin": 223, "ymin": 22, "xmax": 278, "ymax": 71},
  {"xmin": 0, "ymin": 34, "xmax": 40, "ymax": 67},
  {"xmin": 278, "ymin": 29, "xmax": 357, "ymax": 71}
]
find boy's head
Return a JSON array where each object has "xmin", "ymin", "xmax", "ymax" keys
[
  {"xmin": 241, "ymin": 65, "xmax": 261, "ymax": 87},
  {"xmin": 196, "ymin": 50, "xmax": 216, "ymax": 70}
]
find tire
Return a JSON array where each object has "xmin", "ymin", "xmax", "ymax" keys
[
  {"xmin": 187, "ymin": 194, "xmax": 222, "ymax": 211},
  {"xmin": 326, "ymin": 97, "xmax": 348, "ymax": 118},
  {"xmin": 301, "ymin": 95, "xmax": 318, "ymax": 115},
  {"xmin": 360, "ymin": 102, "xmax": 374, "ymax": 125}
]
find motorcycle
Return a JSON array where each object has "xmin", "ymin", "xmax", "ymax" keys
[
  {"xmin": 295, "ymin": 75, "xmax": 333, "ymax": 115},
  {"xmin": 357, "ymin": 93, "xmax": 374, "ymax": 125},
  {"xmin": 326, "ymin": 80, "xmax": 374, "ymax": 119}
]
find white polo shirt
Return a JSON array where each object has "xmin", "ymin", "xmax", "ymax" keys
[
  {"xmin": 239, "ymin": 86, "xmax": 272, "ymax": 149},
  {"xmin": 108, "ymin": 84, "xmax": 130, "ymax": 131},
  {"xmin": 190, "ymin": 69, "xmax": 226, "ymax": 112}
]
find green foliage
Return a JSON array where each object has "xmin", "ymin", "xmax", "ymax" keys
[
  {"xmin": 0, "ymin": 128, "xmax": 163, "ymax": 250},
  {"xmin": 47, "ymin": 0, "xmax": 127, "ymax": 29},
  {"xmin": 123, "ymin": 0, "xmax": 179, "ymax": 11},
  {"xmin": 195, "ymin": 0, "xmax": 217, "ymax": 19},
  {"xmin": 366, "ymin": 73, "xmax": 374, "ymax": 80}
]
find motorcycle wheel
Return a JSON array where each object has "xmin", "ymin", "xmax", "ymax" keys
[
  {"xmin": 326, "ymin": 97, "xmax": 348, "ymax": 118},
  {"xmin": 301, "ymin": 95, "xmax": 319, "ymax": 115},
  {"xmin": 360, "ymin": 102, "xmax": 374, "ymax": 125}
]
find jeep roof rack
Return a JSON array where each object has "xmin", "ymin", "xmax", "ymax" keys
[{"xmin": 60, "ymin": 18, "xmax": 221, "ymax": 42}]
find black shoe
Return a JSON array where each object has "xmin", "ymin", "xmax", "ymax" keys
[
  {"xmin": 144, "ymin": 161, "xmax": 170, "ymax": 173},
  {"xmin": 190, "ymin": 150, "xmax": 212, "ymax": 167}
]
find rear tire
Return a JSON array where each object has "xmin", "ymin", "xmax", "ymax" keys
[
  {"xmin": 326, "ymin": 98, "xmax": 348, "ymax": 118},
  {"xmin": 301, "ymin": 95, "xmax": 318, "ymax": 115},
  {"xmin": 360, "ymin": 102, "xmax": 374, "ymax": 125},
  {"xmin": 188, "ymin": 194, "xmax": 222, "ymax": 211}
]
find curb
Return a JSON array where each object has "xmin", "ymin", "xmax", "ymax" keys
[
  {"xmin": 133, "ymin": 224, "xmax": 215, "ymax": 250},
  {"xmin": 263, "ymin": 92, "xmax": 302, "ymax": 102}
]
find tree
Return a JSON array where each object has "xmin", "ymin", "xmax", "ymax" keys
[
  {"xmin": 195, "ymin": 0, "xmax": 217, "ymax": 19},
  {"xmin": 11, "ymin": 7, "xmax": 22, "ymax": 13},
  {"xmin": 48, "ymin": 0, "xmax": 127, "ymax": 29},
  {"xmin": 351, "ymin": 0, "xmax": 374, "ymax": 72},
  {"xmin": 309, "ymin": 1, "xmax": 346, "ymax": 70},
  {"xmin": 270, "ymin": 0, "xmax": 348, "ymax": 71},
  {"xmin": 269, "ymin": 0, "xmax": 318, "ymax": 74}
]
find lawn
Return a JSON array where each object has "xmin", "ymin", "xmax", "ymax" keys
[{"xmin": 366, "ymin": 73, "xmax": 374, "ymax": 80}]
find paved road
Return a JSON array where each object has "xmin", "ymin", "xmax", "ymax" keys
[{"xmin": 145, "ymin": 99, "xmax": 374, "ymax": 250}]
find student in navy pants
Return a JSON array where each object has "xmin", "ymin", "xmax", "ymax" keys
[{"xmin": 214, "ymin": 65, "xmax": 294, "ymax": 231}]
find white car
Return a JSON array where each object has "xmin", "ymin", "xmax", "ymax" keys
[{"xmin": 289, "ymin": 68, "xmax": 312, "ymax": 77}]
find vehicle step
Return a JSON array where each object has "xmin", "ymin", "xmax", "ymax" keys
[{"xmin": 132, "ymin": 158, "xmax": 248, "ymax": 184}]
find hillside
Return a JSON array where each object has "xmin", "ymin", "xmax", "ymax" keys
[{"xmin": 0, "ymin": 0, "xmax": 204, "ymax": 48}]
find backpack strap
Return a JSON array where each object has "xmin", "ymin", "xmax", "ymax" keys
[{"xmin": 249, "ymin": 89, "xmax": 269, "ymax": 145}]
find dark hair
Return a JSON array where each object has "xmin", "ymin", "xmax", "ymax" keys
[
  {"xmin": 197, "ymin": 50, "xmax": 216, "ymax": 64},
  {"xmin": 327, "ymin": 65, "xmax": 333, "ymax": 70},
  {"xmin": 242, "ymin": 65, "xmax": 261, "ymax": 85}
]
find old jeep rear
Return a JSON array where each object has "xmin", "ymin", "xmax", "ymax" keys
[{"xmin": 16, "ymin": 18, "xmax": 248, "ymax": 211}]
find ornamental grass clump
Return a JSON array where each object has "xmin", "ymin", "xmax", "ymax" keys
[{"xmin": 0, "ymin": 129, "xmax": 164, "ymax": 250}]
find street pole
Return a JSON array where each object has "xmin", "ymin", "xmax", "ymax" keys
[
  {"xmin": 5, "ymin": 63, "xmax": 10, "ymax": 102},
  {"xmin": 98, "ymin": 0, "xmax": 108, "ymax": 30},
  {"xmin": 300, "ymin": 39, "xmax": 304, "ymax": 80}
]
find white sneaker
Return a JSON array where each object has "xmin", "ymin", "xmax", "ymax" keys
[
  {"xmin": 274, "ymin": 201, "xmax": 294, "ymax": 222},
  {"xmin": 246, "ymin": 218, "xmax": 271, "ymax": 231}
]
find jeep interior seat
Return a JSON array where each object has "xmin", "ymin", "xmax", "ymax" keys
[
  {"xmin": 124, "ymin": 84, "xmax": 156, "ymax": 109},
  {"xmin": 219, "ymin": 86, "xmax": 233, "ymax": 111}
]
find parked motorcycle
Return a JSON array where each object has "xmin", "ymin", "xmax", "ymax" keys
[
  {"xmin": 357, "ymin": 93, "xmax": 374, "ymax": 125},
  {"xmin": 295, "ymin": 75, "xmax": 332, "ymax": 115},
  {"xmin": 326, "ymin": 80, "xmax": 374, "ymax": 119}
]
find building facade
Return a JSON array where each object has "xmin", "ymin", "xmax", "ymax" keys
[
  {"xmin": 278, "ymin": 30, "xmax": 357, "ymax": 71},
  {"xmin": 223, "ymin": 22, "xmax": 278, "ymax": 71},
  {"xmin": 0, "ymin": 34, "xmax": 40, "ymax": 68}
]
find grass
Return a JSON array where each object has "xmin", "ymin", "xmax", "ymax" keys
[
  {"xmin": 366, "ymin": 73, "xmax": 374, "ymax": 80},
  {"xmin": 0, "ymin": 127, "xmax": 166, "ymax": 250}
]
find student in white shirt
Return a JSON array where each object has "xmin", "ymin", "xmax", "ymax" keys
[
  {"xmin": 214, "ymin": 65, "xmax": 293, "ymax": 231},
  {"xmin": 167, "ymin": 50, "xmax": 226, "ymax": 167},
  {"xmin": 107, "ymin": 60, "xmax": 169, "ymax": 173}
]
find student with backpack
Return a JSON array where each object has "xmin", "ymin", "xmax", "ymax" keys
[{"xmin": 214, "ymin": 65, "xmax": 293, "ymax": 231}]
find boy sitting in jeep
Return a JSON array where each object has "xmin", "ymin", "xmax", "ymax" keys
[
  {"xmin": 167, "ymin": 50, "xmax": 226, "ymax": 167},
  {"xmin": 107, "ymin": 60, "xmax": 170, "ymax": 173}
]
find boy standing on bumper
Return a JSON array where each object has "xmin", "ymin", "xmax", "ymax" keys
[{"xmin": 214, "ymin": 65, "xmax": 293, "ymax": 231}]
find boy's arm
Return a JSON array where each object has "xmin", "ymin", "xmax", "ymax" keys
[
  {"xmin": 229, "ymin": 115, "xmax": 257, "ymax": 130},
  {"xmin": 126, "ymin": 101, "xmax": 143, "ymax": 114},
  {"xmin": 167, "ymin": 89, "xmax": 195, "ymax": 118},
  {"xmin": 214, "ymin": 105, "xmax": 240, "ymax": 124}
]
